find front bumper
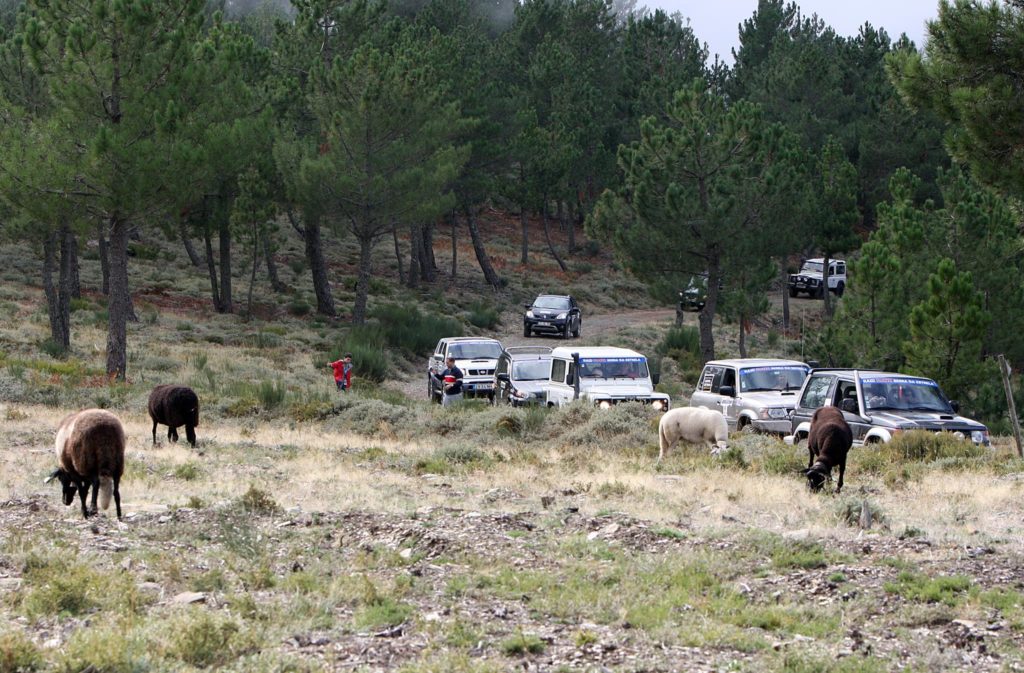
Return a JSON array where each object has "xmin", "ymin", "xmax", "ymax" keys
[
  {"xmin": 751, "ymin": 419, "xmax": 793, "ymax": 434},
  {"xmin": 525, "ymin": 317, "xmax": 569, "ymax": 333},
  {"xmin": 591, "ymin": 396, "xmax": 671, "ymax": 411}
]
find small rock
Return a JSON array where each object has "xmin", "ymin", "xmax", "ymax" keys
[
  {"xmin": 586, "ymin": 531, "xmax": 600, "ymax": 542},
  {"xmin": 137, "ymin": 582, "xmax": 162, "ymax": 593},
  {"xmin": 157, "ymin": 515, "xmax": 171, "ymax": 524},
  {"xmin": 398, "ymin": 548, "xmax": 413, "ymax": 560},
  {"xmin": 171, "ymin": 591, "xmax": 207, "ymax": 604},
  {"xmin": 0, "ymin": 578, "xmax": 23, "ymax": 590},
  {"xmin": 783, "ymin": 529, "xmax": 810, "ymax": 541}
]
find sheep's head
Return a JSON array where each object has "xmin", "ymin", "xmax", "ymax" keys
[
  {"xmin": 803, "ymin": 466, "xmax": 828, "ymax": 493},
  {"xmin": 45, "ymin": 469, "xmax": 77, "ymax": 505}
]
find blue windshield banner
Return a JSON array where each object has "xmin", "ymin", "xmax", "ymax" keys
[
  {"xmin": 581, "ymin": 357, "xmax": 646, "ymax": 364},
  {"xmin": 860, "ymin": 376, "xmax": 938, "ymax": 387},
  {"xmin": 741, "ymin": 366, "xmax": 808, "ymax": 374}
]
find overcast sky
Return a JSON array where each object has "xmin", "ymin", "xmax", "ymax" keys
[{"xmin": 647, "ymin": 0, "xmax": 939, "ymax": 62}]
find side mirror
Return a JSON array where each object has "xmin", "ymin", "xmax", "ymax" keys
[
  {"xmin": 524, "ymin": 304, "xmax": 532, "ymax": 309},
  {"xmin": 496, "ymin": 373, "xmax": 510, "ymax": 383},
  {"xmin": 807, "ymin": 360, "xmax": 820, "ymax": 368},
  {"xmin": 652, "ymin": 372, "xmax": 660, "ymax": 385},
  {"xmin": 719, "ymin": 385, "xmax": 735, "ymax": 397},
  {"xmin": 950, "ymin": 400, "xmax": 960, "ymax": 413}
]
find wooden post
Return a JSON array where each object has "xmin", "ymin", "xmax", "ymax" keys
[{"xmin": 997, "ymin": 354, "xmax": 1023, "ymax": 458}]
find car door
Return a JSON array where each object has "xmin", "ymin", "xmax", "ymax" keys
[
  {"xmin": 832, "ymin": 378, "xmax": 871, "ymax": 442},
  {"xmin": 431, "ymin": 340, "xmax": 447, "ymax": 394},
  {"xmin": 547, "ymin": 358, "xmax": 570, "ymax": 406},
  {"xmin": 691, "ymin": 364, "xmax": 721, "ymax": 410},
  {"xmin": 791, "ymin": 374, "xmax": 836, "ymax": 432}
]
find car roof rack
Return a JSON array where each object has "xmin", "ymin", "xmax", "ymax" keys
[{"xmin": 505, "ymin": 346, "xmax": 553, "ymax": 355}]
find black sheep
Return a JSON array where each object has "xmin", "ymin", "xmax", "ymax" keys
[
  {"xmin": 803, "ymin": 406, "xmax": 853, "ymax": 493},
  {"xmin": 46, "ymin": 409, "xmax": 125, "ymax": 519},
  {"xmin": 148, "ymin": 384, "xmax": 200, "ymax": 448}
]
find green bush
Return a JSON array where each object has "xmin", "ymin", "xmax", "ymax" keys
[
  {"xmin": 326, "ymin": 325, "xmax": 389, "ymax": 382},
  {"xmin": 0, "ymin": 630, "xmax": 43, "ymax": 672},
  {"xmin": 657, "ymin": 326, "xmax": 702, "ymax": 380},
  {"xmin": 237, "ymin": 485, "xmax": 281, "ymax": 515},
  {"xmin": 256, "ymin": 379, "xmax": 286, "ymax": 410},
  {"xmin": 287, "ymin": 299, "xmax": 311, "ymax": 316},
  {"xmin": 373, "ymin": 303, "xmax": 462, "ymax": 354},
  {"xmin": 467, "ymin": 301, "xmax": 500, "ymax": 330}
]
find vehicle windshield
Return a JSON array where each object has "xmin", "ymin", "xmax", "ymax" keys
[
  {"xmin": 512, "ymin": 360, "xmax": 551, "ymax": 381},
  {"xmin": 448, "ymin": 342, "xmax": 502, "ymax": 360},
  {"xmin": 860, "ymin": 376, "xmax": 953, "ymax": 412},
  {"xmin": 739, "ymin": 365, "xmax": 809, "ymax": 392},
  {"xmin": 801, "ymin": 261, "xmax": 823, "ymax": 274},
  {"xmin": 579, "ymin": 357, "xmax": 650, "ymax": 379},
  {"xmin": 533, "ymin": 296, "xmax": 570, "ymax": 310}
]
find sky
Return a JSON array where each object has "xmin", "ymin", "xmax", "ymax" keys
[{"xmin": 647, "ymin": 0, "xmax": 939, "ymax": 62}]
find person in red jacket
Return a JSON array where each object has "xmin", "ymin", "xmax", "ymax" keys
[{"xmin": 329, "ymin": 353, "xmax": 353, "ymax": 392}]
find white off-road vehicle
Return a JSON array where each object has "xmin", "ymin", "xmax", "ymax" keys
[
  {"xmin": 545, "ymin": 346, "xmax": 670, "ymax": 411},
  {"xmin": 428, "ymin": 337, "xmax": 503, "ymax": 402},
  {"xmin": 788, "ymin": 258, "xmax": 846, "ymax": 298}
]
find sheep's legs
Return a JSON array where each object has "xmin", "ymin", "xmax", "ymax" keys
[
  {"xmin": 807, "ymin": 443, "xmax": 816, "ymax": 469},
  {"xmin": 152, "ymin": 419, "xmax": 158, "ymax": 445},
  {"xmin": 185, "ymin": 425, "xmax": 196, "ymax": 448},
  {"xmin": 89, "ymin": 476, "xmax": 100, "ymax": 515},
  {"xmin": 113, "ymin": 476, "xmax": 122, "ymax": 520},
  {"xmin": 836, "ymin": 458, "xmax": 846, "ymax": 494},
  {"xmin": 168, "ymin": 426, "xmax": 177, "ymax": 443},
  {"xmin": 77, "ymin": 480, "xmax": 90, "ymax": 518}
]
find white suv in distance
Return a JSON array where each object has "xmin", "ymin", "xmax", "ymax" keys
[
  {"xmin": 788, "ymin": 258, "xmax": 846, "ymax": 298},
  {"xmin": 428, "ymin": 337, "xmax": 503, "ymax": 402}
]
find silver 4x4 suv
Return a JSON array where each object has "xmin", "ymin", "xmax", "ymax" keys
[
  {"xmin": 785, "ymin": 369, "xmax": 990, "ymax": 446},
  {"xmin": 428, "ymin": 337, "xmax": 503, "ymax": 402},
  {"xmin": 690, "ymin": 359, "xmax": 810, "ymax": 433}
]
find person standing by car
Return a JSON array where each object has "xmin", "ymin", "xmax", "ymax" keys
[{"xmin": 434, "ymin": 355, "xmax": 464, "ymax": 406}]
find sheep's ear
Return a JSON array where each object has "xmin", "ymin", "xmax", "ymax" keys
[{"xmin": 44, "ymin": 469, "xmax": 61, "ymax": 484}]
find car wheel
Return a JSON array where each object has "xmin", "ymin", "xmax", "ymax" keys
[
  {"xmin": 572, "ymin": 320, "xmax": 581, "ymax": 338},
  {"xmin": 788, "ymin": 287, "xmax": 798, "ymax": 298},
  {"xmin": 523, "ymin": 325, "xmax": 531, "ymax": 338},
  {"xmin": 739, "ymin": 420, "xmax": 756, "ymax": 435},
  {"xmin": 835, "ymin": 281, "xmax": 845, "ymax": 297},
  {"xmin": 428, "ymin": 377, "xmax": 439, "ymax": 404},
  {"xmin": 815, "ymin": 285, "xmax": 825, "ymax": 299},
  {"xmin": 563, "ymin": 324, "xmax": 570, "ymax": 339}
]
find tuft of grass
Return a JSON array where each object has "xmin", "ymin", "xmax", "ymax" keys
[
  {"xmin": 500, "ymin": 631, "xmax": 545, "ymax": 656},
  {"xmin": 832, "ymin": 497, "xmax": 887, "ymax": 529},
  {"xmin": 161, "ymin": 609, "xmax": 254, "ymax": 668},
  {"xmin": 0, "ymin": 630, "xmax": 43, "ymax": 672},
  {"xmin": 771, "ymin": 540, "xmax": 827, "ymax": 570},
  {"xmin": 173, "ymin": 462, "xmax": 202, "ymax": 481},
  {"xmin": 237, "ymin": 484, "xmax": 281, "ymax": 515},
  {"xmin": 414, "ymin": 445, "xmax": 491, "ymax": 475},
  {"xmin": 883, "ymin": 571, "xmax": 972, "ymax": 606}
]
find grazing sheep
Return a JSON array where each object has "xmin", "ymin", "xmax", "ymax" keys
[
  {"xmin": 803, "ymin": 406, "xmax": 853, "ymax": 493},
  {"xmin": 148, "ymin": 384, "xmax": 200, "ymax": 448},
  {"xmin": 658, "ymin": 407, "xmax": 729, "ymax": 462},
  {"xmin": 46, "ymin": 409, "xmax": 125, "ymax": 519}
]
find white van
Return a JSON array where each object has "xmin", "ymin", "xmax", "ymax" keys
[{"xmin": 546, "ymin": 346, "xmax": 670, "ymax": 411}]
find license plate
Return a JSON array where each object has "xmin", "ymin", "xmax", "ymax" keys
[
  {"xmin": 795, "ymin": 284, "xmax": 805, "ymax": 289},
  {"xmin": 537, "ymin": 322, "xmax": 550, "ymax": 326}
]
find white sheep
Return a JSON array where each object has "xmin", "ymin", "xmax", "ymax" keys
[{"xmin": 658, "ymin": 407, "xmax": 729, "ymax": 462}]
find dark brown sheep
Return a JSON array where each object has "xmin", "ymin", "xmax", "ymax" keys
[
  {"xmin": 46, "ymin": 409, "xmax": 125, "ymax": 519},
  {"xmin": 804, "ymin": 406, "xmax": 853, "ymax": 493},
  {"xmin": 148, "ymin": 384, "xmax": 200, "ymax": 448}
]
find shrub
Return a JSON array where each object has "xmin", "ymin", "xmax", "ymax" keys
[
  {"xmin": 884, "ymin": 571, "xmax": 972, "ymax": 606},
  {"xmin": 327, "ymin": 325, "xmax": 389, "ymax": 382},
  {"xmin": 882, "ymin": 430, "xmax": 985, "ymax": 462},
  {"xmin": 372, "ymin": 303, "xmax": 462, "ymax": 354},
  {"xmin": 833, "ymin": 496, "xmax": 888, "ymax": 529},
  {"xmin": 255, "ymin": 379, "xmax": 286, "ymax": 410},
  {"xmin": 237, "ymin": 485, "xmax": 281, "ymax": 515},
  {"xmin": 501, "ymin": 632, "xmax": 545, "ymax": 656},
  {"xmin": 467, "ymin": 301, "xmax": 500, "ymax": 329},
  {"xmin": 162, "ymin": 609, "xmax": 253, "ymax": 668},
  {"xmin": 37, "ymin": 338, "xmax": 67, "ymax": 359},
  {"xmin": 0, "ymin": 630, "xmax": 43, "ymax": 672},
  {"xmin": 657, "ymin": 326, "xmax": 702, "ymax": 380}
]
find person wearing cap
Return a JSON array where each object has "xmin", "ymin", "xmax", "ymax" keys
[{"xmin": 434, "ymin": 355, "xmax": 464, "ymax": 406}]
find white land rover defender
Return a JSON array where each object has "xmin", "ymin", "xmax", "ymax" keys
[
  {"xmin": 788, "ymin": 258, "xmax": 846, "ymax": 298},
  {"xmin": 545, "ymin": 346, "xmax": 671, "ymax": 411}
]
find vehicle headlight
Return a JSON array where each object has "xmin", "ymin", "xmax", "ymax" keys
[
  {"xmin": 971, "ymin": 430, "xmax": 989, "ymax": 444},
  {"xmin": 512, "ymin": 389, "xmax": 528, "ymax": 399},
  {"xmin": 652, "ymin": 400, "xmax": 664, "ymax": 411},
  {"xmin": 556, "ymin": 312, "xmax": 567, "ymax": 319},
  {"xmin": 598, "ymin": 400, "xmax": 612, "ymax": 410},
  {"xmin": 759, "ymin": 408, "xmax": 788, "ymax": 419},
  {"xmin": 526, "ymin": 310, "xmax": 534, "ymax": 318}
]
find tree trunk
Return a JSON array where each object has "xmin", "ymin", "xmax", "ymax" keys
[
  {"xmin": 464, "ymin": 206, "xmax": 502, "ymax": 289},
  {"xmin": 65, "ymin": 230, "xmax": 81, "ymax": 299},
  {"xmin": 449, "ymin": 211, "xmax": 457, "ymax": 281},
  {"xmin": 780, "ymin": 259, "xmax": 790, "ymax": 332},
  {"xmin": 698, "ymin": 254, "xmax": 721, "ymax": 364},
  {"xmin": 392, "ymin": 224, "xmax": 406, "ymax": 286},
  {"xmin": 423, "ymin": 220, "xmax": 437, "ymax": 280},
  {"xmin": 203, "ymin": 226, "xmax": 223, "ymax": 311},
  {"xmin": 180, "ymin": 220, "xmax": 203, "ymax": 267},
  {"xmin": 301, "ymin": 212, "xmax": 337, "ymax": 317},
  {"xmin": 263, "ymin": 235, "xmax": 286, "ymax": 293},
  {"xmin": 520, "ymin": 206, "xmax": 529, "ymax": 264},
  {"xmin": 352, "ymin": 236, "xmax": 373, "ymax": 324},
  {"xmin": 408, "ymin": 223, "xmax": 422, "ymax": 289},
  {"xmin": 541, "ymin": 201, "xmax": 568, "ymax": 272},
  {"xmin": 738, "ymin": 313, "xmax": 747, "ymax": 358},
  {"xmin": 567, "ymin": 198, "xmax": 578, "ymax": 253},
  {"xmin": 218, "ymin": 214, "xmax": 233, "ymax": 313},
  {"xmin": 106, "ymin": 215, "xmax": 131, "ymax": 380},
  {"xmin": 97, "ymin": 220, "xmax": 110, "ymax": 295},
  {"xmin": 42, "ymin": 229, "xmax": 70, "ymax": 352},
  {"xmin": 246, "ymin": 224, "xmax": 260, "ymax": 316},
  {"xmin": 822, "ymin": 252, "xmax": 832, "ymax": 317}
]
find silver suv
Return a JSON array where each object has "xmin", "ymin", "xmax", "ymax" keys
[
  {"xmin": 428, "ymin": 337, "xmax": 504, "ymax": 402},
  {"xmin": 690, "ymin": 359, "xmax": 810, "ymax": 433}
]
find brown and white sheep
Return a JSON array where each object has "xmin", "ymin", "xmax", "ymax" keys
[
  {"xmin": 46, "ymin": 409, "xmax": 125, "ymax": 519},
  {"xmin": 658, "ymin": 407, "xmax": 729, "ymax": 462},
  {"xmin": 148, "ymin": 384, "xmax": 200, "ymax": 448},
  {"xmin": 803, "ymin": 406, "xmax": 853, "ymax": 493}
]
